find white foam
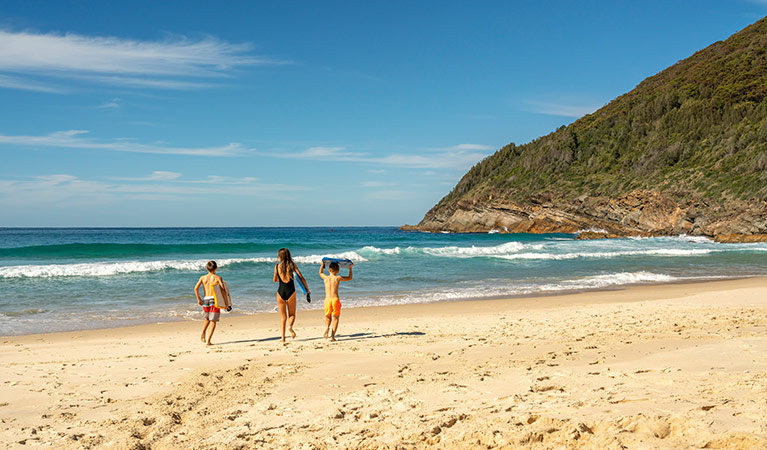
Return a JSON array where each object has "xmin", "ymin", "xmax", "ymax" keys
[
  {"xmin": 356, "ymin": 242, "xmax": 529, "ymax": 258},
  {"xmin": 0, "ymin": 252, "xmax": 367, "ymax": 279},
  {"xmin": 646, "ymin": 248, "xmax": 713, "ymax": 256},
  {"xmin": 418, "ymin": 241, "xmax": 526, "ymax": 257},
  {"xmin": 0, "ymin": 308, "xmax": 48, "ymax": 317},
  {"xmin": 577, "ymin": 228, "xmax": 608, "ymax": 234},
  {"xmin": 292, "ymin": 251, "xmax": 367, "ymax": 264},
  {"xmin": 345, "ymin": 271, "xmax": 680, "ymax": 308},
  {"xmin": 623, "ymin": 234, "xmax": 717, "ymax": 244},
  {"xmin": 0, "ymin": 259, "xmax": 210, "ymax": 278},
  {"xmin": 558, "ymin": 271, "xmax": 677, "ymax": 288},
  {"xmin": 380, "ymin": 242, "xmax": 718, "ymax": 261},
  {"xmin": 497, "ymin": 248, "xmax": 714, "ymax": 261},
  {"xmin": 665, "ymin": 234, "xmax": 715, "ymax": 244},
  {"xmin": 359, "ymin": 246, "xmax": 401, "ymax": 255}
]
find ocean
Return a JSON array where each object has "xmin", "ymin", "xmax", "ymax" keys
[{"xmin": 2, "ymin": 227, "xmax": 767, "ymax": 336}]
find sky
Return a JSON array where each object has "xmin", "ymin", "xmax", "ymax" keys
[{"xmin": 0, "ymin": 1, "xmax": 765, "ymax": 227}]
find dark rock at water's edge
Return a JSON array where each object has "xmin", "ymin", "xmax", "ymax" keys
[
  {"xmin": 404, "ymin": 18, "xmax": 767, "ymax": 242},
  {"xmin": 715, "ymin": 233, "xmax": 767, "ymax": 243},
  {"xmin": 402, "ymin": 190, "xmax": 767, "ymax": 242}
]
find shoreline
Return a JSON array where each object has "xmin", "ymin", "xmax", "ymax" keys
[
  {"xmin": 2, "ymin": 276, "xmax": 766, "ymax": 448},
  {"xmin": 2, "ymin": 273, "xmax": 757, "ymax": 339}
]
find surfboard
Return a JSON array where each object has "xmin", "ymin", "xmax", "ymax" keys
[
  {"xmin": 294, "ymin": 272, "xmax": 311, "ymax": 303},
  {"xmin": 322, "ymin": 257, "xmax": 353, "ymax": 268},
  {"xmin": 212, "ymin": 281, "xmax": 232, "ymax": 310}
]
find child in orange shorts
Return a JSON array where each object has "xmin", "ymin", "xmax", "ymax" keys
[{"xmin": 319, "ymin": 260, "xmax": 353, "ymax": 341}]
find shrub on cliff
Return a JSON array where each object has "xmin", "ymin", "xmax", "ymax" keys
[{"xmin": 437, "ymin": 17, "xmax": 767, "ymax": 211}]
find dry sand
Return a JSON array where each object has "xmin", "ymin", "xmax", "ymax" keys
[{"xmin": 2, "ymin": 278, "xmax": 767, "ymax": 449}]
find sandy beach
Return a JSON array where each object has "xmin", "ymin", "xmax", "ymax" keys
[{"xmin": 2, "ymin": 278, "xmax": 767, "ymax": 449}]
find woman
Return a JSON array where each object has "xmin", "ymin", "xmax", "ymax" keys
[{"xmin": 273, "ymin": 248, "xmax": 309, "ymax": 342}]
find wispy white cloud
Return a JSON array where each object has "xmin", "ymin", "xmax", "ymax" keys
[
  {"xmin": 0, "ymin": 130, "xmax": 247, "ymax": 157},
  {"xmin": 151, "ymin": 171, "xmax": 182, "ymax": 181},
  {"xmin": 293, "ymin": 146, "xmax": 355, "ymax": 158},
  {"xmin": 365, "ymin": 189, "xmax": 408, "ymax": 200},
  {"xmin": 262, "ymin": 145, "xmax": 490, "ymax": 169},
  {"xmin": 361, "ymin": 181, "xmax": 395, "ymax": 188},
  {"xmin": 97, "ymin": 97, "xmax": 121, "ymax": 111},
  {"xmin": 0, "ymin": 173, "xmax": 304, "ymax": 206},
  {"xmin": 1, "ymin": 127, "xmax": 491, "ymax": 167},
  {"xmin": 198, "ymin": 175, "xmax": 259, "ymax": 185},
  {"xmin": 0, "ymin": 30, "xmax": 286, "ymax": 92},
  {"xmin": 441, "ymin": 143, "xmax": 495, "ymax": 151},
  {"xmin": 364, "ymin": 150, "xmax": 489, "ymax": 169},
  {"xmin": 526, "ymin": 101, "xmax": 600, "ymax": 118},
  {"xmin": 114, "ymin": 171, "xmax": 182, "ymax": 181},
  {"xmin": 0, "ymin": 74, "xmax": 64, "ymax": 93},
  {"xmin": 0, "ymin": 130, "xmax": 492, "ymax": 166},
  {"xmin": 81, "ymin": 75, "xmax": 214, "ymax": 90},
  {"xmin": 115, "ymin": 173, "xmax": 259, "ymax": 185}
]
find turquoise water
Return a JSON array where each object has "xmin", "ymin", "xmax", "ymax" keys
[{"xmin": 2, "ymin": 227, "xmax": 767, "ymax": 336}]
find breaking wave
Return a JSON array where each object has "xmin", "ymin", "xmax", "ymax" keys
[
  {"xmin": 3, "ymin": 237, "xmax": 765, "ymax": 279},
  {"xmin": 354, "ymin": 242, "xmax": 729, "ymax": 261},
  {"xmin": 359, "ymin": 242, "xmax": 527, "ymax": 258},
  {"xmin": 497, "ymin": 248, "xmax": 715, "ymax": 261},
  {"xmin": 0, "ymin": 251, "xmax": 367, "ymax": 279}
]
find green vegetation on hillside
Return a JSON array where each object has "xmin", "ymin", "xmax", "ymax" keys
[{"xmin": 436, "ymin": 17, "xmax": 767, "ymax": 211}]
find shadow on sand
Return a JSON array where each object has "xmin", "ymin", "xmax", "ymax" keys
[{"xmin": 216, "ymin": 331, "xmax": 425, "ymax": 346}]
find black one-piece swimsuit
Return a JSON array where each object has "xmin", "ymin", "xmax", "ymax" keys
[{"xmin": 277, "ymin": 266, "xmax": 295, "ymax": 301}]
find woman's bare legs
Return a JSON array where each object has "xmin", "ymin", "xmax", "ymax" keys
[
  {"xmin": 287, "ymin": 294, "xmax": 297, "ymax": 338},
  {"xmin": 277, "ymin": 294, "xmax": 288, "ymax": 343},
  {"xmin": 277, "ymin": 293, "xmax": 297, "ymax": 342}
]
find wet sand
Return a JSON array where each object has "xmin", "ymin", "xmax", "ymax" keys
[{"xmin": 2, "ymin": 277, "xmax": 767, "ymax": 449}]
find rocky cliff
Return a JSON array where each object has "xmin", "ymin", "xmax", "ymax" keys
[
  {"xmin": 405, "ymin": 18, "xmax": 767, "ymax": 242},
  {"xmin": 403, "ymin": 190, "xmax": 767, "ymax": 242}
]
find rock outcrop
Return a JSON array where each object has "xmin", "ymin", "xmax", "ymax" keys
[{"xmin": 403, "ymin": 190, "xmax": 767, "ymax": 241}]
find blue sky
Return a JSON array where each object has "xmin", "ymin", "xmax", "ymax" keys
[{"xmin": 0, "ymin": 1, "xmax": 764, "ymax": 227}]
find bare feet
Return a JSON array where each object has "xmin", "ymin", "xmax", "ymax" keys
[
  {"xmin": 323, "ymin": 330, "xmax": 329, "ymax": 339},
  {"xmin": 201, "ymin": 332, "xmax": 206, "ymax": 343},
  {"xmin": 289, "ymin": 328, "xmax": 297, "ymax": 339},
  {"xmin": 330, "ymin": 336, "xmax": 336, "ymax": 342},
  {"xmin": 206, "ymin": 340, "xmax": 212, "ymax": 346}
]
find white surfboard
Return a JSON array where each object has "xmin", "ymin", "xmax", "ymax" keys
[{"xmin": 212, "ymin": 281, "xmax": 231, "ymax": 310}]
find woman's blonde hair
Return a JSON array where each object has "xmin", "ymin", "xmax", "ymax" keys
[{"xmin": 277, "ymin": 248, "xmax": 296, "ymax": 281}]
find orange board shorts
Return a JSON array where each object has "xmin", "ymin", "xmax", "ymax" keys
[{"xmin": 324, "ymin": 297, "xmax": 341, "ymax": 316}]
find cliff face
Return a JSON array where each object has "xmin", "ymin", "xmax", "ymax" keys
[
  {"xmin": 404, "ymin": 190, "xmax": 767, "ymax": 241},
  {"xmin": 405, "ymin": 18, "xmax": 767, "ymax": 241}
]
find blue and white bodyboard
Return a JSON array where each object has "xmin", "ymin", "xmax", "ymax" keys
[
  {"xmin": 294, "ymin": 272, "xmax": 310, "ymax": 303},
  {"xmin": 294, "ymin": 273, "xmax": 307, "ymax": 294},
  {"xmin": 321, "ymin": 257, "xmax": 353, "ymax": 268}
]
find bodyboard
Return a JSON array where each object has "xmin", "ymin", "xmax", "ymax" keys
[
  {"xmin": 294, "ymin": 272, "xmax": 311, "ymax": 303},
  {"xmin": 294, "ymin": 273, "xmax": 307, "ymax": 294},
  {"xmin": 212, "ymin": 281, "xmax": 231, "ymax": 310},
  {"xmin": 321, "ymin": 257, "xmax": 353, "ymax": 269}
]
